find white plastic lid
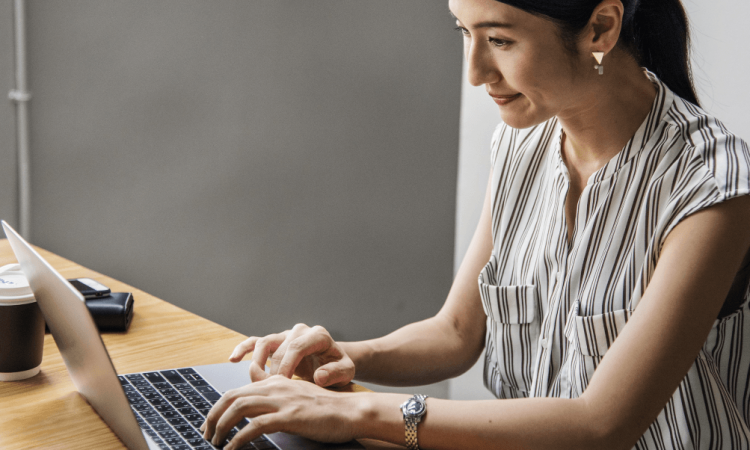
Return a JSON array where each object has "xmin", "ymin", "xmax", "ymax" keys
[{"xmin": 0, "ymin": 264, "xmax": 36, "ymax": 305}]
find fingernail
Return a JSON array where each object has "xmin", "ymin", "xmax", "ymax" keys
[{"xmin": 318, "ymin": 369, "xmax": 328, "ymax": 383}]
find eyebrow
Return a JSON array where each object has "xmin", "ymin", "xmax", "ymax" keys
[{"xmin": 449, "ymin": 12, "xmax": 514, "ymax": 29}]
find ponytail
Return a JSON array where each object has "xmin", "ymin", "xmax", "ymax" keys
[
  {"xmin": 623, "ymin": 0, "xmax": 699, "ymax": 105},
  {"xmin": 494, "ymin": 0, "xmax": 700, "ymax": 106}
]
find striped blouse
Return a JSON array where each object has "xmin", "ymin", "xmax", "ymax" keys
[{"xmin": 479, "ymin": 72, "xmax": 750, "ymax": 449}]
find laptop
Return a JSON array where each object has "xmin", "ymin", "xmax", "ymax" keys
[{"xmin": 2, "ymin": 221, "xmax": 363, "ymax": 450}]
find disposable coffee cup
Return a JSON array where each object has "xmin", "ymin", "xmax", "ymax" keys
[{"xmin": 0, "ymin": 263, "xmax": 44, "ymax": 381}]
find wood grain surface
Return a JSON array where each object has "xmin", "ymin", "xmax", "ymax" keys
[{"xmin": 0, "ymin": 239, "xmax": 398, "ymax": 450}]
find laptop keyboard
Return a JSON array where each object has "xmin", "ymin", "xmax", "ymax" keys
[{"xmin": 119, "ymin": 368, "xmax": 279, "ymax": 450}]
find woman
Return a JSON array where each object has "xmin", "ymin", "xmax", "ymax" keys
[{"xmin": 202, "ymin": 0, "xmax": 750, "ymax": 448}]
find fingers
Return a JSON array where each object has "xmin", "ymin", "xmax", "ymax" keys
[
  {"xmin": 268, "ymin": 323, "xmax": 311, "ymax": 374},
  {"xmin": 224, "ymin": 414, "xmax": 282, "ymax": 450},
  {"xmin": 212, "ymin": 395, "xmax": 278, "ymax": 448},
  {"xmin": 228, "ymin": 336, "xmax": 260, "ymax": 362},
  {"xmin": 250, "ymin": 333, "xmax": 287, "ymax": 372},
  {"xmin": 314, "ymin": 357, "xmax": 355, "ymax": 387},
  {"xmin": 201, "ymin": 384, "xmax": 253, "ymax": 440},
  {"xmin": 276, "ymin": 328, "xmax": 333, "ymax": 378},
  {"xmin": 249, "ymin": 360, "xmax": 270, "ymax": 383}
]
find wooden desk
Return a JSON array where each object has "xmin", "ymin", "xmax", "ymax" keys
[{"xmin": 0, "ymin": 240, "xmax": 400, "ymax": 450}]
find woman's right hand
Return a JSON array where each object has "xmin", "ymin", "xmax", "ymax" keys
[{"xmin": 228, "ymin": 323, "xmax": 355, "ymax": 388}]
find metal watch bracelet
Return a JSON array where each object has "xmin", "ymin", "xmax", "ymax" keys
[{"xmin": 401, "ymin": 394, "xmax": 428, "ymax": 450}]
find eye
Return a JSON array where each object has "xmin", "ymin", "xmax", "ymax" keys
[
  {"xmin": 454, "ymin": 26, "xmax": 470, "ymax": 37},
  {"xmin": 488, "ymin": 37, "xmax": 511, "ymax": 48}
]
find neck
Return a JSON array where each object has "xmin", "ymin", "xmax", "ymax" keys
[{"xmin": 557, "ymin": 48, "xmax": 657, "ymax": 182}]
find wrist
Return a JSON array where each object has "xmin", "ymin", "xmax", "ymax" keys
[
  {"xmin": 340, "ymin": 341, "xmax": 376, "ymax": 380},
  {"xmin": 347, "ymin": 392, "xmax": 411, "ymax": 444}
]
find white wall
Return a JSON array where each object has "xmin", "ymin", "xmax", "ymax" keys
[{"xmin": 448, "ymin": 0, "xmax": 750, "ymax": 400}]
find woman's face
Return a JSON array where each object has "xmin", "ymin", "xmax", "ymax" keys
[{"xmin": 449, "ymin": 0, "xmax": 591, "ymax": 129}]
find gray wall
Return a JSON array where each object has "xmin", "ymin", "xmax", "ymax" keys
[
  {"xmin": 24, "ymin": 0, "xmax": 463, "ymax": 353},
  {"xmin": 1, "ymin": 1, "xmax": 18, "ymax": 229}
]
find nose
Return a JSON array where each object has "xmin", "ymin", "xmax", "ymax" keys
[{"xmin": 465, "ymin": 39, "xmax": 500, "ymax": 87}]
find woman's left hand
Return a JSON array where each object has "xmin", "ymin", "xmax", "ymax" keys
[{"xmin": 200, "ymin": 362, "xmax": 361, "ymax": 449}]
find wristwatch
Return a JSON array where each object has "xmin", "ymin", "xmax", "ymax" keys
[{"xmin": 400, "ymin": 394, "xmax": 428, "ymax": 450}]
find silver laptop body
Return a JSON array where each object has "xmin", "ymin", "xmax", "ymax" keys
[{"xmin": 2, "ymin": 221, "xmax": 362, "ymax": 450}]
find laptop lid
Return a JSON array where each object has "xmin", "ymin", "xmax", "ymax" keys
[{"xmin": 2, "ymin": 221, "xmax": 152, "ymax": 450}]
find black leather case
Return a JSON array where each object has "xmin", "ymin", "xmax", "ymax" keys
[{"xmin": 85, "ymin": 292, "xmax": 134, "ymax": 332}]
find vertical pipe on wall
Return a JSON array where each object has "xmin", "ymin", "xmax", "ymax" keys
[{"xmin": 9, "ymin": 0, "xmax": 31, "ymax": 238}]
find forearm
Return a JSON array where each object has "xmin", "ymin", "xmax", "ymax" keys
[
  {"xmin": 349, "ymin": 393, "xmax": 611, "ymax": 450},
  {"xmin": 341, "ymin": 314, "xmax": 483, "ymax": 386}
]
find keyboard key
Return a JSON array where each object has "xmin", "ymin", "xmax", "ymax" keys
[
  {"xmin": 178, "ymin": 385, "xmax": 199, "ymax": 393},
  {"xmin": 168, "ymin": 417, "xmax": 189, "ymax": 426},
  {"xmin": 184, "ymin": 413, "xmax": 203, "ymax": 422},
  {"xmin": 174, "ymin": 424, "xmax": 193, "ymax": 433},
  {"xmin": 149, "ymin": 397, "xmax": 166, "ymax": 406},
  {"xmin": 196, "ymin": 386, "xmax": 217, "ymax": 394},
  {"xmin": 165, "ymin": 394, "xmax": 185, "ymax": 403},
  {"xmin": 190, "ymin": 420, "xmax": 205, "ymax": 429},
  {"xmin": 144, "ymin": 372, "xmax": 167, "ymax": 384},
  {"xmin": 189, "ymin": 380, "xmax": 210, "ymax": 387},
  {"xmin": 198, "ymin": 408, "xmax": 211, "ymax": 416},
  {"xmin": 160, "ymin": 370, "xmax": 187, "ymax": 385},
  {"xmin": 140, "ymin": 409, "xmax": 160, "ymax": 418},
  {"xmin": 187, "ymin": 437, "xmax": 208, "ymax": 447},
  {"xmin": 133, "ymin": 403, "xmax": 152, "ymax": 411},
  {"xmin": 174, "ymin": 446, "xmax": 191, "ymax": 450},
  {"xmin": 143, "ymin": 392, "xmax": 163, "ymax": 402},
  {"xmin": 125, "ymin": 374, "xmax": 146, "ymax": 381},
  {"xmin": 181, "ymin": 373, "xmax": 196, "ymax": 382},
  {"xmin": 181, "ymin": 430, "xmax": 202, "ymax": 440},
  {"xmin": 179, "ymin": 407, "xmax": 199, "ymax": 416},
  {"xmin": 145, "ymin": 429, "xmax": 158, "ymax": 437},
  {"xmin": 202, "ymin": 391, "xmax": 221, "ymax": 402},
  {"xmin": 152, "ymin": 423, "xmax": 172, "ymax": 433},
  {"xmin": 186, "ymin": 395, "xmax": 204, "ymax": 403},
  {"xmin": 159, "ymin": 388, "xmax": 179, "ymax": 396},
  {"xmin": 146, "ymin": 416, "xmax": 167, "ymax": 425},
  {"xmin": 164, "ymin": 437, "xmax": 187, "ymax": 447},
  {"xmin": 161, "ymin": 410, "xmax": 180, "ymax": 419},
  {"xmin": 171, "ymin": 401, "xmax": 190, "ymax": 409},
  {"xmin": 159, "ymin": 429, "xmax": 179, "ymax": 438},
  {"xmin": 177, "ymin": 368, "xmax": 197, "ymax": 375},
  {"xmin": 155, "ymin": 404, "xmax": 176, "ymax": 413},
  {"xmin": 193, "ymin": 402, "xmax": 211, "ymax": 410}
]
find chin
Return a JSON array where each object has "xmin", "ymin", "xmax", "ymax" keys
[{"xmin": 499, "ymin": 108, "xmax": 552, "ymax": 130}]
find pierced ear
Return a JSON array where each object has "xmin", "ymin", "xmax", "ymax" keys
[{"xmin": 589, "ymin": 1, "xmax": 623, "ymax": 46}]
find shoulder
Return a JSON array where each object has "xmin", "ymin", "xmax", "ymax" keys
[{"xmin": 664, "ymin": 96, "xmax": 750, "ymax": 201}]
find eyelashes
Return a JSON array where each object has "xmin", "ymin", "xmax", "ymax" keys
[{"xmin": 453, "ymin": 26, "xmax": 511, "ymax": 48}]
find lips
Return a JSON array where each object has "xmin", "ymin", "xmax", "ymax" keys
[{"xmin": 489, "ymin": 92, "xmax": 522, "ymax": 106}]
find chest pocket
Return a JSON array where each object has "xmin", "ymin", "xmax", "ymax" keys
[
  {"xmin": 564, "ymin": 302, "xmax": 632, "ymax": 397},
  {"xmin": 479, "ymin": 256, "xmax": 540, "ymax": 398}
]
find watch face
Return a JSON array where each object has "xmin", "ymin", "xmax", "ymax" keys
[{"xmin": 405, "ymin": 399, "xmax": 425, "ymax": 416}]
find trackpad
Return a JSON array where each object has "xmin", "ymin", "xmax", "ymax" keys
[{"xmin": 266, "ymin": 433, "xmax": 364, "ymax": 449}]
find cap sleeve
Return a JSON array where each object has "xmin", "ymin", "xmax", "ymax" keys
[{"xmin": 659, "ymin": 127, "xmax": 750, "ymax": 244}]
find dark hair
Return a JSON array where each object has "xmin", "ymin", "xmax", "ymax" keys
[{"xmin": 495, "ymin": 0, "xmax": 700, "ymax": 106}]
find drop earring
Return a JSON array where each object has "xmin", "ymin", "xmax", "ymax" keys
[{"xmin": 593, "ymin": 52, "xmax": 604, "ymax": 75}]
